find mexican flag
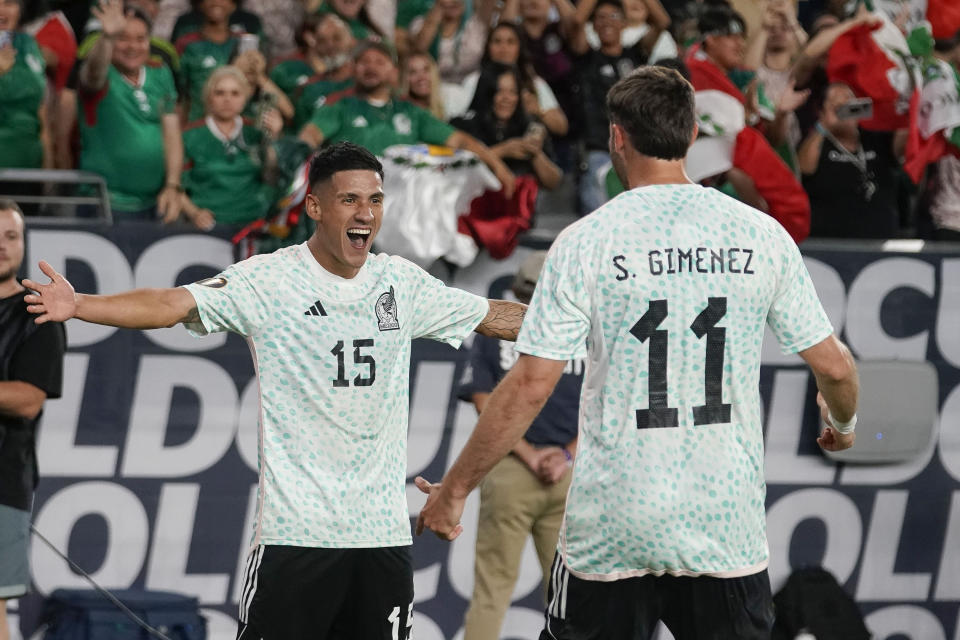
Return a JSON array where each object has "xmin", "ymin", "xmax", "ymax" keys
[
  {"xmin": 827, "ymin": 9, "xmax": 915, "ymax": 130},
  {"xmin": 905, "ymin": 57, "xmax": 960, "ymax": 182},
  {"xmin": 686, "ymin": 45, "xmax": 777, "ymax": 122},
  {"xmin": 928, "ymin": 0, "xmax": 960, "ymax": 40},
  {"xmin": 689, "ymin": 90, "xmax": 810, "ymax": 242}
]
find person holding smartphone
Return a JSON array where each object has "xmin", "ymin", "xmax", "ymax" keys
[{"xmin": 798, "ymin": 83, "xmax": 901, "ymax": 239}]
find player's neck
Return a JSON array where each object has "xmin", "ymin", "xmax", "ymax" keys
[
  {"xmin": 623, "ymin": 157, "xmax": 693, "ymax": 189},
  {"xmin": 0, "ymin": 276, "xmax": 24, "ymax": 299}
]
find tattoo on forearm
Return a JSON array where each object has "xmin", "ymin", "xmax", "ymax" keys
[
  {"xmin": 476, "ymin": 300, "xmax": 527, "ymax": 341},
  {"xmin": 177, "ymin": 306, "xmax": 201, "ymax": 325}
]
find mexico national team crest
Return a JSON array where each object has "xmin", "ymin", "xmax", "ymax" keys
[{"xmin": 376, "ymin": 286, "xmax": 400, "ymax": 331}]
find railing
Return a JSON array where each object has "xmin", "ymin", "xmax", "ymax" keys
[{"xmin": 0, "ymin": 169, "xmax": 112, "ymax": 223}]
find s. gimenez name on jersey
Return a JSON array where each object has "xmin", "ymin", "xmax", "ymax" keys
[{"xmin": 516, "ymin": 184, "xmax": 833, "ymax": 580}]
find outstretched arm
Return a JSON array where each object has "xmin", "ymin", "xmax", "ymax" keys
[
  {"xmin": 23, "ymin": 260, "xmax": 199, "ymax": 329},
  {"xmin": 416, "ymin": 353, "xmax": 566, "ymax": 539},
  {"xmin": 475, "ymin": 299, "xmax": 526, "ymax": 341}
]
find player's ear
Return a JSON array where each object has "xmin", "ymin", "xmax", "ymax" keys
[
  {"xmin": 689, "ymin": 121, "xmax": 699, "ymax": 150},
  {"xmin": 304, "ymin": 194, "xmax": 322, "ymax": 222},
  {"xmin": 610, "ymin": 123, "xmax": 625, "ymax": 154}
]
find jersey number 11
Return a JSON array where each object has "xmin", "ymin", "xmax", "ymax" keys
[{"xmin": 630, "ymin": 297, "xmax": 731, "ymax": 429}]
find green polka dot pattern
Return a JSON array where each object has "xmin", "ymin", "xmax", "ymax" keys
[
  {"xmin": 184, "ymin": 244, "xmax": 489, "ymax": 549},
  {"xmin": 516, "ymin": 184, "xmax": 833, "ymax": 578}
]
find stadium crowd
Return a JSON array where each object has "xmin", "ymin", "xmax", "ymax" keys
[{"xmin": 2, "ymin": 0, "xmax": 960, "ymax": 258}]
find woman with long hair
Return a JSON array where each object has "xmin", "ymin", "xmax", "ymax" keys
[
  {"xmin": 400, "ymin": 51, "xmax": 445, "ymax": 120},
  {"xmin": 446, "ymin": 22, "xmax": 568, "ymax": 136},
  {"xmin": 451, "ymin": 63, "xmax": 562, "ymax": 259}
]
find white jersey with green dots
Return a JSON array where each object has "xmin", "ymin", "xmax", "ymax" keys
[
  {"xmin": 183, "ymin": 243, "xmax": 488, "ymax": 549},
  {"xmin": 516, "ymin": 184, "xmax": 832, "ymax": 580}
]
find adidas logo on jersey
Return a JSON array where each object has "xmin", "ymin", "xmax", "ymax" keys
[{"xmin": 304, "ymin": 301, "xmax": 327, "ymax": 317}]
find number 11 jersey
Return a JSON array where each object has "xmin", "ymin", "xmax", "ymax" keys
[
  {"xmin": 515, "ymin": 184, "xmax": 833, "ymax": 580},
  {"xmin": 183, "ymin": 243, "xmax": 488, "ymax": 550}
]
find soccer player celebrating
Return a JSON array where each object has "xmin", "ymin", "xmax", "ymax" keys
[
  {"xmin": 23, "ymin": 142, "xmax": 526, "ymax": 640},
  {"xmin": 417, "ymin": 66, "xmax": 859, "ymax": 640}
]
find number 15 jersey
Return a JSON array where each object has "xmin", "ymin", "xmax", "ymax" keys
[
  {"xmin": 515, "ymin": 184, "xmax": 833, "ymax": 580},
  {"xmin": 183, "ymin": 243, "xmax": 488, "ymax": 550}
]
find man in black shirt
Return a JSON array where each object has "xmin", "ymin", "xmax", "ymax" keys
[
  {"xmin": 569, "ymin": 0, "xmax": 654, "ymax": 214},
  {"xmin": 0, "ymin": 200, "xmax": 65, "ymax": 640}
]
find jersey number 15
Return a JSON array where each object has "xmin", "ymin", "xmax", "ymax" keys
[{"xmin": 331, "ymin": 339, "xmax": 376, "ymax": 387}]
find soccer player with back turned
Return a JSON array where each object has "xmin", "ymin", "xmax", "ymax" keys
[
  {"xmin": 417, "ymin": 66, "xmax": 859, "ymax": 640},
  {"xmin": 23, "ymin": 142, "xmax": 526, "ymax": 640}
]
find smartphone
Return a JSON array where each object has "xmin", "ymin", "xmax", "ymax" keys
[
  {"xmin": 0, "ymin": 31, "xmax": 11, "ymax": 49},
  {"xmin": 836, "ymin": 97, "xmax": 874, "ymax": 121},
  {"xmin": 236, "ymin": 34, "xmax": 260, "ymax": 55}
]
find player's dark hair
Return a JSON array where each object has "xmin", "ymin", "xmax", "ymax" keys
[
  {"xmin": 590, "ymin": 0, "xmax": 624, "ymax": 21},
  {"xmin": 308, "ymin": 142, "xmax": 384, "ymax": 190},
  {"xmin": 654, "ymin": 57, "xmax": 691, "ymax": 82},
  {"xmin": 607, "ymin": 66, "xmax": 696, "ymax": 160},
  {"xmin": 0, "ymin": 199, "xmax": 25, "ymax": 222}
]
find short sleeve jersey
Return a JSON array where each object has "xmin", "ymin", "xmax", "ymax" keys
[
  {"xmin": 79, "ymin": 63, "xmax": 177, "ymax": 213},
  {"xmin": 309, "ymin": 95, "xmax": 455, "ymax": 156},
  {"xmin": 575, "ymin": 45, "xmax": 647, "ymax": 151},
  {"xmin": 182, "ymin": 117, "xmax": 275, "ymax": 225},
  {"xmin": 0, "ymin": 32, "xmax": 46, "ymax": 169},
  {"xmin": 292, "ymin": 77, "xmax": 354, "ymax": 131},
  {"xmin": 516, "ymin": 184, "xmax": 832, "ymax": 579},
  {"xmin": 177, "ymin": 29, "xmax": 259, "ymax": 121},
  {"xmin": 269, "ymin": 57, "xmax": 315, "ymax": 99},
  {"xmin": 183, "ymin": 244, "xmax": 489, "ymax": 549}
]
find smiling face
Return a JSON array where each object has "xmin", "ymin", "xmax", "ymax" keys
[
  {"xmin": 405, "ymin": 55, "xmax": 432, "ymax": 99},
  {"xmin": 704, "ymin": 32, "xmax": 745, "ymax": 72},
  {"xmin": 305, "ymin": 170, "xmax": 384, "ymax": 278},
  {"xmin": 0, "ymin": 208, "xmax": 24, "ymax": 286},
  {"xmin": 493, "ymin": 72, "xmax": 519, "ymax": 122},
  {"xmin": 487, "ymin": 25, "xmax": 520, "ymax": 64},
  {"xmin": 111, "ymin": 14, "xmax": 151, "ymax": 76},
  {"xmin": 592, "ymin": 2, "xmax": 625, "ymax": 47},
  {"xmin": 314, "ymin": 15, "xmax": 354, "ymax": 57},
  {"xmin": 0, "ymin": 0, "xmax": 21, "ymax": 31}
]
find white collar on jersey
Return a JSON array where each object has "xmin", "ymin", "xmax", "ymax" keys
[
  {"xmin": 298, "ymin": 242, "xmax": 374, "ymax": 288},
  {"xmin": 205, "ymin": 115, "xmax": 245, "ymax": 144}
]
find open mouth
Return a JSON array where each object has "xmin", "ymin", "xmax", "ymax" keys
[{"xmin": 346, "ymin": 227, "xmax": 371, "ymax": 250}]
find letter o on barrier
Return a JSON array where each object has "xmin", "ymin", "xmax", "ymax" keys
[
  {"xmin": 765, "ymin": 488, "xmax": 863, "ymax": 590},
  {"xmin": 31, "ymin": 482, "xmax": 149, "ymax": 594},
  {"xmin": 863, "ymin": 605, "xmax": 946, "ymax": 640}
]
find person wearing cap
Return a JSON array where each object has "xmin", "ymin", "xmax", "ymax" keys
[
  {"xmin": 298, "ymin": 39, "xmax": 517, "ymax": 197},
  {"xmin": 456, "ymin": 250, "xmax": 583, "ymax": 640},
  {"xmin": 77, "ymin": 0, "xmax": 183, "ymax": 221},
  {"xmin": 0, "ymin": 0, "xmax": 52, "ymax": 173}
]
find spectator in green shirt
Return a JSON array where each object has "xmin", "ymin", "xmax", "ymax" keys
[
  {"xmin": 270, "ymin": 12, "xmax": 356, "ymax": 100},
  {"xmin": 0, "ymin": 0, "xmax": 52, "ymax": 170},
  {"xmin": 78, "ymin": 0, "xmax": 183, "ymax": 220},
  {"xmin": 312, "ymin": 0, "xmax": 383, "ymax": 42},
  {"xmin": 180, "ymin": 65, "xmax": 281, "ymax": 230},
  {"xmin": 175, "ymin": 0, "xmax": 263, "ymax": 121},
  {"xmin": 299, "ymin": 40, "xmax": 516, "ymax": 196}
]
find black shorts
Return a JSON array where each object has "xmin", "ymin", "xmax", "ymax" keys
[
  {"xmin": 539, "ymin": 554, "xmax": 775, "ymax": 640},
  {"xmin": 236, "ymin": 545, "xmax": 414, "ymax": 640}
]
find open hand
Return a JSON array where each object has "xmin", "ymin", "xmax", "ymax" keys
[
  {"xmin": 777, "ymin": 81, "xmax": 810, "ymax": 114},
  {"xmin": 22, "ymin": 261, "xmax": 78, "ymax": 324},
  {"xmin": 92, "ymin": 0, "xmax": 128, "ymax": 39}
]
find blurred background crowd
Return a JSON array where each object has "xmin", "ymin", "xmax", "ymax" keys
[{"xmin": 2, "ymin": 0, "xmax": 960, "ymax": 265}]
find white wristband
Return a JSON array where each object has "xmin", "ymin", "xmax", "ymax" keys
[{"xmin": 828, "ymin": 412, "xmax": 857, "ymax": 435}]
